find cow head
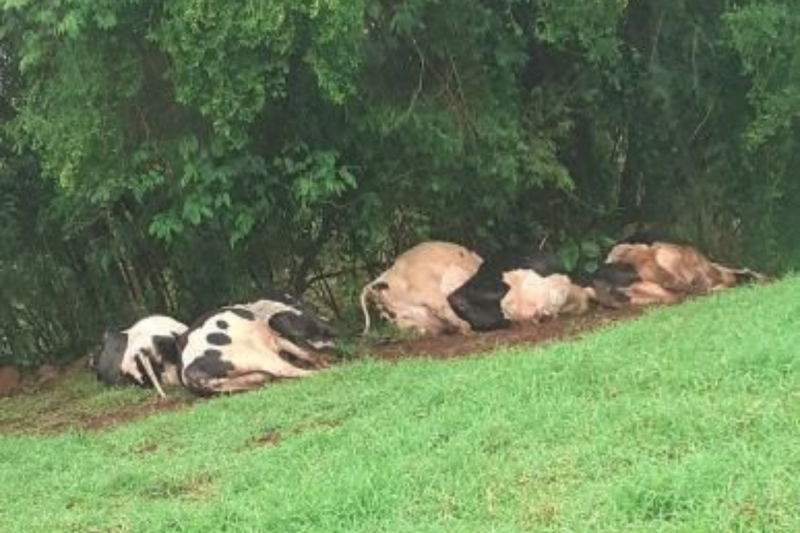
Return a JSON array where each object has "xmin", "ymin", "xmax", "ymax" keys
[
  {"xmin": 93, "ymin": 315, "xmax": 188, "ymax": 397},
  {"xmin": 93, "ymin": 331, "xmax": 129, "ymax": 386}
]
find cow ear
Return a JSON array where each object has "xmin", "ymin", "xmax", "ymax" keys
[{"xmin": 103, "ymin": 331, "xmax": 127, "ymax": 345}]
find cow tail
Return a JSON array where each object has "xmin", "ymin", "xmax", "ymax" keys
[
  {"xmin": 713, "ymin": 263, "xmax": 767, "ymax": 286},
  {"xmin": 360, "ymin": 284, "xmax": 372, "ymax": 336},
  {"xmin": 731, "ymin": 267, "xmax": 768, "ymax": 285}
]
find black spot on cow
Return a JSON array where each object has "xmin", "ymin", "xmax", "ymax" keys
[
  {"xmin": 447, "ymin": 249, "xmax": 565, "ymax": 332},
  {"xmin": 206, "ymin": 332, "xmax": 232, "ymax": 346},
  {"xmin": 592, "ymin": 262, "xmax": 641, "ymax": 287},
  {"xmin": 152, "ymin": 335, "xmax": 181, "ymax": 366},
  {"xmin": 229, "ymin": 307, "xmax": 256, "ymax": 321},
  {"xmin": 180, "ymin": 308, "xmax": 233, "ymax": 351},
  {"xmin": 182, "ymin": 351, "xmax": 235, "ymax": 397},
  {"xmin": 204, "ymin": 348, "xmax": 222, "ymax": 358},
  {"xmin": 180, "ymin": 306, "xmax": 257, "ymax": 351},
  {"xmin": 216, "ymin": 320, "xmax": 229, "ymax": 330},
  {"xmin": 586, "ymin": 263, "xmax": 641, "ymax": 308},
  {"xmin": 94, "ymin": 331, "xmax": 129, "ymax": 386},
  {"xmin": 372, "ymin": 281, "xmax": 389, "ymax": 292}
]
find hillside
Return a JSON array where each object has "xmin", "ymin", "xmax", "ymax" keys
[{"xmin": 1, "ymin": 278, "xmax": 798, "ymax": 533}]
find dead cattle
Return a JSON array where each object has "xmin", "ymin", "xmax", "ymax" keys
[
  {"xmin": 592, "ymin": 240, "xmax": 766, "ymax": 307},
  {"xmin": 92, "ymin": 315, "xmax": 188, "ymax": 397},
  {"xmin": 360, "ymin": 241, "xmax": 483, "ymax": 335},
  {"xmin": 448, "ymin": 249, "xmax": 592, "ymax": 331},
  {"xmin": 178, "ymin": 307, "xmax": 326, "ymax": 397}
]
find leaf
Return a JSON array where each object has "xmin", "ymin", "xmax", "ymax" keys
[
  {"xmin": 559, "ymin": 240, "xmax": 581, "ymax": 271},
  {"xmin": 580, "ymin": 240, "xmax": 601, "ymax": 259}
]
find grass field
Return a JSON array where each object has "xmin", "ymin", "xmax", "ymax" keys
[{"xmin": 1, "ymin": 277, "xmax": 798, "ymax": 533}]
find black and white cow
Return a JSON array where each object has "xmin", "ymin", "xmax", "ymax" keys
[
  {"xmin": 176, "ymin": 292, "xmax": 335, "ymax": 397},
  {"xmin": 92, "ymin": 315, "xmax": 188, "ymax": 397},
  {"xmin": 447, "ymin": 248, "xmax": 592, "ymax": 331}
]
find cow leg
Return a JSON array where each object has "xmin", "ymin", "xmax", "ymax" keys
[
  {"xmin": 427, "ymin": 304, "xmax": 472, "ymax": 335},
  {"xmin": 268, "ymin": 310, "xmax": 335, "ymax": 352},
  {"xmin": 137, "ymin": 352, "xmax": 167, "ymax": 398},
  {"xmin": 183, "ymin": 363, "xmax": 312, "ymax": 396},
  {"xmin": 637, "ymin": 260, "xmax": 691, "ymax": 293},
  {"xmin": 590, "ymin": 283, "xmax": 630, "ymax": 309},
  {"xmin": 198, "ymin": 372, "xmax": 277, "ymax": 395},
  {"xmin": 626, "ymin": 282, "xmax": 681, "ymax": 305},
  {"xmin": 183, "ymin": 350, "xmax": 314, "ymax": 396},
  {"xmin": 275, "ymin": 337, "xmax": 330, "ymax": 369}
]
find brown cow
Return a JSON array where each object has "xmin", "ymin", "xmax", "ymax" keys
[
  {"xmin": 360, "ymin": 241, "xmax": 483, "ymax": 335},
  {"xmin": 595, "ymin": 240, "xmax": 766, "ymax": 306}
]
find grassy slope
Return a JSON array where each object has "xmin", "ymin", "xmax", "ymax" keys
[{"xmin": 1, "ymin": 278, "xmax": 798, "ymax": 533}]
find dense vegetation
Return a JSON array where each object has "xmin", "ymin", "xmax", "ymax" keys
[
  {"xmin": 1, "ymin": 277, "xmax": 798, "ymax": 532},
  {"xmin": 2, "ymin": 0, "xmax": 799, "ymax": 366}
]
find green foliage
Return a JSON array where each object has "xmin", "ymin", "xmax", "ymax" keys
[
  {"xmin": 724, "ymin": 2, "xmax": 800, "ymax": 148},
  {"xmin": 558, "ymin": 232, "xmax": 616, "ymax": 275},
  {"xmin": 1, "ymin": 0, "xmax": 799, "ymax": 365}
]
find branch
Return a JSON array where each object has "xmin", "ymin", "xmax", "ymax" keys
[
  {"xmin": 648, "ymin": 9, "xmax": 666, "ymax": 67},
  {"xmin": 391, "ymin": 36, "xmax": 427, "ymax": 131},
  {"xmin": 305, "ymin": 267, "xmax": 359, "ymax": 288},
  {"xmin": 689, "ymin": 99, "xmax": 715, "ymax": 144}
]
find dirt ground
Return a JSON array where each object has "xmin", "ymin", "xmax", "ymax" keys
[
  {"xmin": 368, "ymin": 306, "xmax": 644, "ymax": 361},
  {"xmin": 0, "ymin": 306, "xmax": 645, "ymax": 435}
]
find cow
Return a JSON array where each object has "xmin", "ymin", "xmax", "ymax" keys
[
  {"xmin": 178, "ymin": 304, "xmax": 329, "ymax": 397},
  {"xmin": 92, "ymin": 315, "xmax": 188, "ymax": 398},
  {"xmin": 590, "ymin": 240, "xmax": 766, "ymax": 307},
  {"xmin": 448, "ymin": 249, "xmax": 593, "ymax": 332},
  {"xmin": 360, "ymin": 241, "xmax": 483, "ymax": 336}
]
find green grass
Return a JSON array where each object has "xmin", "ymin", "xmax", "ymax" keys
[{"xmin": 1, "ymin": 278, "xmax": 798, "ymax": 533}]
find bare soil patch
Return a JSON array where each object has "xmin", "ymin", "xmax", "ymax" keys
[
  {"xmin": 0, "ymin": 366, "xmax": 22, "ymax": 396},
  {"xmin": 368, "ymin": 306, "xmax": 645, "ymax": 361},
  {"xmin": 0, "ymin": 393, "xmax": 195, "ymax": 436},
  {"xmin": 77, "ymin": 396, "xmax": 192, "ymax": 432},
  {"xmin": 254, "ymin": 429, "xmax": 283, "ymax": 447}
]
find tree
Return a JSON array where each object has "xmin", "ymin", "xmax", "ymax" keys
[{"xmin": 0, "ymin": 0, "xmax": 797, "ymax": 366}]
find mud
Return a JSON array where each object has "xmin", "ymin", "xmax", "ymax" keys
[{"xmin": 368, "ymin": 306, "xmax": 645, "ymax": 361}]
